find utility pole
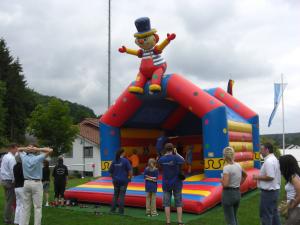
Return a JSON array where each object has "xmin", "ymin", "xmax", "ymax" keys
[{"xmin": 107, "ymin": 0, "xmax": 111, "ymax": 108}]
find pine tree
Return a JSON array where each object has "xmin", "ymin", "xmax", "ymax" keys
[
  {"xmin": 0, "ymin": 38, "xmax": 34, "ymax": 143},
  {"xmin": 0, "ymin": 81, "xmax": 7, "ymax": 146}
]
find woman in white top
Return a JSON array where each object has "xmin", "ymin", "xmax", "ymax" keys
[
  {"xmin": 279, "ymin": 154, "xmax": 300, "ymax": 225},
  {"xmin": 221, "ymin": 147, "xmax": 247, "ymax": 225}
]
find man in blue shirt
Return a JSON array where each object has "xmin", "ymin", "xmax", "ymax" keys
[
  {"xmin": 109, "ymin": 149, "xmax": 132, "ymax": 215},
  {"xmin": 158, "ymin": 143, "xmax": 185, "ymax": 225},
  {"xmin": 19, "ymin": 145, "xmax": 53, "ymax": 225}
]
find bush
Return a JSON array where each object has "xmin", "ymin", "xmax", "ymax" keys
[{"xmin": 72, "ymin": 170, "xmax": 82, "ymax": 179}]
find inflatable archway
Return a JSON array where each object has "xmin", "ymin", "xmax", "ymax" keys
[{"xmin": 65, "ymin": 74, "xmax": 260, "ymax": 213}]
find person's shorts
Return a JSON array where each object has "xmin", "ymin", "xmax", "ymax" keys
[
  {"xmin": 163, "ymin": 189, "xmax": 182, "ymax": 207},
  {"xmin": 43, "ymin": 181, "xmax": 50, "ymax": 192}
]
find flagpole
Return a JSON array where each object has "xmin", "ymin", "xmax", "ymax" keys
[{"xmin": 281, "ymin": 73, "xmax": 285, "ymax": 155}]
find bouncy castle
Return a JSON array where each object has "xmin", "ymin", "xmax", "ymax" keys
[
  {"xmin": 65, "ymin": 74, "xmax": 260, "ymax": 214},
  {"xmin": 65, "ymin": 17, "xmax": 260, "ymax": 214}
]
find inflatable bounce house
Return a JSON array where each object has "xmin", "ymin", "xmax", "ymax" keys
[{"xmin": 65, "ymin": 17, "xmax": 260, "ymax": 214}]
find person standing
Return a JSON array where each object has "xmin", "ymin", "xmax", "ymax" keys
[
  {"xmin": 0, "ymin": 143, "xmax": 18, "ymax": 224},
  {"xmin": 52, "ymin": 157, "xmax": 68, "ymax": 206},
  {"xmin": 158, "ymin": 143, "xmax": 185, "ymax": 225},
  {"xmin": 144, "ymin": 158, "xmax": 159, "ymax": 217},
  {"xmin": 42, "ymin": 160, "xmax": 50, "ymax": 207},
  {"xmin": 253, "ymin": 142, "xmax": 281, "ymax": 225},
  {"xmin": 221, "ymin": 147, "xmax": 247, "ymax": 225},
  {"xmin": 279, "ymin": 154, "xmax": 300, "ymax": 225},
  {"xmin": 13, "ymin": 154, "xmax": 25, "ymax": 225},
  {"xmin": 19, "ymin": 145, "xmax": 53, "ymax": 225},
  {"xmin": 185, "ymin": 145, "xmax": 193, "ymax": 174},
  {"xmin": 109, "ymin": 149, "xmax": 132, "ymax": 215},
  {"xmin": 129, "ymin": 149, "xmax": 140, "ymax": 176}
]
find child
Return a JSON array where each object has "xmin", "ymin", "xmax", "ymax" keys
[
  {"xmin": 185, "ymin": 145, "xmax": 193, "ymax": 174},
  {"xmin": 42, "ymin": 160, "xmax": 50, "ymax": 206},
  {"xmin": 129, "ymin": 149, "xmax": 140, "ymax": 176},
  {"xmin": 144, "ymin": 158, "xmax": 159, "ymax": 216}
]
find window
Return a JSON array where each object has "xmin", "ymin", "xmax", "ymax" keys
[{"xmin": 83, "ymin": 146, "xmax": 93, "ymax": 158}]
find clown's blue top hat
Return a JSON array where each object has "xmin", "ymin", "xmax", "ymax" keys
[{"xmin": 134, "ymin": 17, "xmax": 157, "ymax": 38}]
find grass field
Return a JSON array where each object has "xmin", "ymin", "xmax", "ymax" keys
[{"xmin": 0, "ymin": 178, "xmax": 285, "ymax": 225}]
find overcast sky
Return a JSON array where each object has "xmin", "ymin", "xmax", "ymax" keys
[{"xmin": 0, "ymin": 0, "xmax": 299, "ymax": 135}]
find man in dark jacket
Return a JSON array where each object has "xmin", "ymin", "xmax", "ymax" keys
[
  {"xmin": 13, "ymin": 154, "xmax": 24, "ymax": 225},
  {"xmin": 52, "ymin": 157, "xmax": 68, "ymax": 206}
]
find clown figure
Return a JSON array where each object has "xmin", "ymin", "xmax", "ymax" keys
[{"xmin": 119, "ymin": 17, "xmax": 176, "ymax": 94}]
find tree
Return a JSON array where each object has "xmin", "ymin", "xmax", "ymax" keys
[
  {"xmin": 28, "ymin": 89, "xmax": 97, "ymax": 124},
  {"xmin": 28, "ymin": 98, "xmax": 79, "ymax": 156},
  {"xmin": 0, "ymin": 39, "xmax": 35, "ymax": 143},
  {"xmin": 0, "ymin": 38, "xmax": 95, "ymax": 145},
  {"xmin": 0, "ymin": 81, "xmax": 7, "ymax": 146},
  {"xmin": 66, "ymin": 101, "xmax": 97, "ymax": 124},
  {"xmin": 260, "ymin": 136, "xmax": 281, "ymax": 158}
]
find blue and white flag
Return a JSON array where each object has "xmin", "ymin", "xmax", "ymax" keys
[{"xmin": 268, "ymin": 83, "xmax": 287, "ymax": 127}]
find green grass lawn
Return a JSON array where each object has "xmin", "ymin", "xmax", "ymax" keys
[{"xmin": 0, "ymin": 178, "xmax": 285, "ymax": 225}]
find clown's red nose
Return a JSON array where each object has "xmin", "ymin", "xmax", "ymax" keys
[{"xmin": 138, "ymin": 39, "xmax": 144, "ymax": 44}]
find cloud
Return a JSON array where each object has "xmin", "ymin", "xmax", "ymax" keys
[
  {"xmin": 166, "ymin": 40, "xmax": 273, "ymax": 81},
  {"xmin": 176, "ymin": 0, "xmax": 236, "ymax": 34},
  {"xmin": 0, "ymin": 0, "xmax": 299, "ymax": 134}
]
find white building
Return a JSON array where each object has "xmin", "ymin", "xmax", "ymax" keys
[
  {"xmin": 280, "ymin": 145, "xmax": 300, "ymax": 166},
  {"xmin": 64, "ymin": 118, "xmax": 101, "ymax": 177}
]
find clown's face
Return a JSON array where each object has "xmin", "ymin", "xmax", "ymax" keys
[{"xmin": 135, "ymin": 35, "xmax": 156, "ymax": 50}]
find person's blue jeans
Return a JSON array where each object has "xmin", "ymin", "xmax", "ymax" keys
[
  {"xmin": 260, "ymin": 189, "xmax": 281, "ymax": 225},
  {"xmin": 222, "ymin": 188, "xmax": 241, "ymax": 225},
  {"xmin": 111, "ymin": 181, "xmax": 128, "ymax": 214}
]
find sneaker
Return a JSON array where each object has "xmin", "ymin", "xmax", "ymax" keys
[
  {"xmin": 151, "ymin": 213, "xmax": 159, "ymax": 217},
  {"xmin": 45, "ymin": 202, "xmax": 49, "ymax": 207}
]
